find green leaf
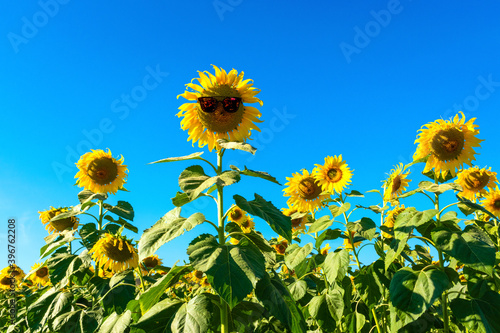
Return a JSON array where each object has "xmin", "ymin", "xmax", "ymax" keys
[
  {"xmin": 138, "ymin": 211, "xmax": 205, "ymax": 260},
  {"xmin": 103, "ymin": 201, "xmax": 134, "ymax": 221},
  {"xmin": 103, "ymin": 215, "xmax": 138, "ymax": 233},
  {"xmin": 234, "ymin": 194, "xmax": 292, "ymax": 242},
  {"xmin": 178, "ymin": 165, "xmax": 210, "ymax": 193},
  {"xmin": 355, "ymin": 204, "xmax": 389, "ymax": 214},
  {"xmin": 432, "ymin": 225, "xmax": 496, "ymax": 276},
  {"xmin": 78, "ymin": 190, "xmax": 108, "ymax": 203},
  {"xmin": 171, "ymin": 294, "xmax": 213, "ymax": 333},
  {"xmin": 231, "ymin": 301, "xmax": 266, "ymax": 332},
  {"xmin": 389, "ymin": 267, "xmax": 449, "ymax": 326},
  {"xmin": 102, "ymin": 271, "xmax": 136, "ymax": 316},
  {"xmin": 139, "ymin": 264, "xmax": 190, "ymax": 314},
  {"xmin": 397, "ymin": 188, "xmax": 423, "ymax": 199},
  {"xmin": 345, "ymin": 190, "xmax": 364, "ymax": 197},
  {"xmin": 171, "ymin": 191, "xmax": 193, "ymax": 207},
  {"xmin": 315, "ymin": 228, "xmax": 342, "ymax": 249},
  {"xmin": 288, "ymin": 279, "xmax": 308, "ymax": 301},
  {"xmin": 307, "ymin": 215, "xmax": 333, "ymax": 234},
  {"xmin": 49, "ymin": 310, "xmax": 82, "ymax": 332},
  {"xmin": 149, "ymin": 152, "xmax": 205, "ymax": 164},
  {"xmin": 325, "ymin": 289, "xmax": 344, "ymax": 322},
  {"xmin": 323, "ymin": 249, "xmax": 349, "ymax": 283},
  {"xmin": 40, "ymin": 230, "xmax": 76, "ymax": 259},
  {"xmin": 97, "ymin": 311, "xmax": 132, "ymax": 333},
  {"xmin": 450, "ymin": 291, "xmax": 500, "ymax": 333},
  {"xmin": 418, "ymin": 181, "xmax": 462, "ymax": 194},
  {"xmin": 284, "ymin": 243, "xmax": 313, "ymax": 270},
  {"xmin": 230, "ymin": 230, "xmax": 274, "ymax": 253},
  {"xmin": 457, "ymin": 196, "xmax": 500, "ymax": 221},
  {"xmin": 187, "ymin": 234, "xmax": 266, "ymax": 308},
  {"xmin": 328, "ymin": 202, "xmax": 350, "ymax": 218},
  {"xmin": 79, "ymin": 223, "xmax": 99, "ymax": 250},
  {"xmin": 27, "ymin": 289, "xmax": 72, "ymax": 331},
  {"xmin": 133, "ymin": 299, "xmax": 183, "ymax": 333},
  {"xmin": 354, "ymin": 265, "xmax": 383, "ymax": 306},
  {"xmin": 217, "ymin": 138, "xmax": 257, "ymax": 154},
  {"xmin": 308, "ymin": 295, "xmax": 336, "ymax": 332},
  {"xmin": 347, "ymin": 217, "xmax": 377, "ymax": 241},
  {"xmin": 47, "ymin": 252, "xmax": 87, "ymax": 285},
  {"xmin": 230, "ymin": 165, "xmax": 281, "ymax": 185}
]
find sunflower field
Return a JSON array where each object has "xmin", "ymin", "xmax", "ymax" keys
[{"xmin": 2, "ymin": 65, "xmax": 500, "ymax": 333}]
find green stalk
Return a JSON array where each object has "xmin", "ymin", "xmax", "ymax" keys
[
  {"xmin": 95, "ymin": 199, "xmax": 104, "ymax": 277},
  {"xmin": 434, "ymin": 177, "xmax": 450, "ymax": 333},
  {"xmin": 216, "ymin": 150, "xmax": 229, "ymax": 333},
  {"xmin": 372, "ymin": 308, "xmax": 382, "ymax": 333}
]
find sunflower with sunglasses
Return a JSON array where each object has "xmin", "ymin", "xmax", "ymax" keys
[{"xmin": 177, "ymin": 65, "xmax": 264, "ymax": 151}]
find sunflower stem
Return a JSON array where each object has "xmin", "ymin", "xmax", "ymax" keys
[
  {"xmin": 216, "ymin": 150, "xmax": 229, "ymax": 333},
  {"xmin": 372, "ymin": 307, "xmax": 383, "ymax": 333},
  {"xmin": 95, "ymin": 199, "xmax": 104, "ymax": 277},
  {"xmin": 434, "ymin": 175, "xmax": 450, "ymax": 333},
  {"xmin": 136, "ymin": 267, "xmax": 146, "ymax": 293}
]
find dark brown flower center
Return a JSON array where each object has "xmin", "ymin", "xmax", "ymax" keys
[
  {"xmin": 1, "ymin": 276, "xmax": 11, "ymax": 285},
  {"xmin": 8, "ymin": 269, "xmax": 20, "ymax": 277},
  {"xmin": 143, "ymin": 257, "xmax": 159, "ymax": 268},
  {"xmin": 276, "ymin": 243, "xmax": 287, "ymax": 254},
  {"xmin": 464, "ymin": 171, "xmax": 490, "ymax": 191},
  {"xmin": 430, "ymin": 128, "xmax": 465, "ymax": 161},
  {"xmin": 87, "ymin": 157, "xmax": 119, "ymax": 185},
  {"xmin": 391, "ymin": 175, "xmax": 402, "ymax": 194},
  {"xmin": 298, "ymin": 177, "xmax": 322, "ymax": 200},
  {"xmin": 103, "ymin": 239, "xmax": 134, "ymax": 262},
  {"xmin": 327, "ymin": 168, "xmax": 342, "ymax": 182},
  {"xmin": 291, "ymin": 217, "xmax": 303, "ymax": 228},
  {"xmin": 230, "ymin": 209, "xmax": 243, "ymax": 221},
  {"xmin": 197, "ymin": 85, "xmax": 244, "ymax": 133},
  {"xmin": 241, "ymin": 219, "xmax": 250, "ymax": 228},
  {"xmin": 494, "ymin": 199, "xmax": 500, "ymax": 209},
  {"xmin": 36, "ymin": 267, "xmax": 48, "ymax": 278},
  {"xmin": 194, "ymin": 270, "xmax": 204, "ymax": 279}
]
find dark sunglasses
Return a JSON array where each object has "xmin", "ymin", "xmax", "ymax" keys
[{"xmin": 197, "ymin": 96, "xmax": 242, "ymax": 113}]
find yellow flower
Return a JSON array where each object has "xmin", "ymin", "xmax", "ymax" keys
[
  {"xmin": 459, "ymin": 274, "xmax": 467, "ymax": 283},
  {"xmin": 29, "ymin": 263, "xmax": 50, "ymax": 287},
  {"xmin": 0, "ymin": 265, "xmax": 25, "ymax": 290},
  {"xmin": 314, "ymin": 155, "xmax": 353, "ymax": 194},
  {"xmin": 239, "ymin": 217, "xmax": 255, "ymax": 233},
  {"xmin": 189, "ymin": 270, "xmax": 205, "ymax": 285},
  {"xmin": 413, "ymin": 112, "xmax": 483, "ymax": 178},
  {"xmin": 229, "ymin": 238, "xmax": 239, "ymax": 245},
  {"xmin": 282, "ymin": 205, "xmax": 307, "ymax": 233},
  {"xmin": 273, "ymin": 236, "xmax": 288, "ymax": 255},
  {"xmin": 177, "ymin": 65, "xmax": 263, "ymax": 152},
  {"xmin": 227, "ymin": 206, "xmax": 247, "ymax": 225},
  {"xmin": 75, "ymin": 149, "xmax": 128, "ymax": 195},
  {"xmin": 89, "ymin": 266, "xmax": 114, "ymax": 279},
  {"xmin": 343, "ymin": 231, "xmax": 362, "ymax": 249},
  {"xmin": 382, "ymin": 205, "xmax": 406, "ymax": 239},
  {"xmin": 140, "ymin": 254, "xmax": 163, "ymax": 275},
  {"xmin": 0, "ymin": 274, "xmax": 13, "ymax": 290},
  {"xmin": 456, "ymin": 166, "xmax": 498, "ymax": 201},
  {"xmin": 383, "ymin": 163, "xmax": 411, "ymax": 203},
  {"xmin": 284, "ymin": 169, "xmax": 330, "ymax": 213},
  {"xmin": 320, "ymin": 243, "xmax": 331, "ymax": 256},
  {"xmin": 38, "ymin": 207, "xmax": 79, "ymax": 234},
  {"xmin": 481, "ymin": 188, "xmax": 500, "ymax": 219},
  {"xmin": 89, "ymin": 233, "xmax": 138, "ymax": 273}
]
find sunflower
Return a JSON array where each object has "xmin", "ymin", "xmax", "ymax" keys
[
  {"xmin": 314, "ymin": 155, "xmax": 353, "ymax": 194},
  {"xmin": 75, "ymin": 149, "xmax": 128, "ymax": 195},
  {"xmin": 320, "ymin": 243, "xmax": 331, "ymax": 256},
  {"xmin": 140, "ymin": 254, "xmax": 163, "ymax": 275},
  {"xmin": 383, "ymin": 163, "xmax": 411, "ymax": 203},
  {"xmin": 0, "ymin": 274, "xmax": 13, "ymax": 290},
  {"xmin": 273, "ymin": 236, "xmax": 288, "ymax": 255},
  {"xmin": 89, "ymin": 233, "xmax": 138, "ymax": 273},
  {"xmin": 177, "ymin": 65, "xmax": 263, "ymax": 152},
  {"xmin": 282, "ymin": 205, "xmax": 307, "ymax": 233},
  {"xmin": 284, "ymin": 169, "xmax": 330, "ymax": 213},
  {"xmin": 239, "ymin": 217, "xmax": 255, "ymax": 233},
  {"xmin": 481, "ymin": 188, "xmax": 500, "ymax": 219},
  {"xmin": 189, "ymin": 270, "xmax": 205, "ymax": 285},
  {"xmin": 456, "ymin": 166, "xmax": 498, "ymax": 201},
  {"xmin": 227, "ymin": 206, "xmax": 247, "ymax": 224},
  {"xmin": 383, "ymin": 205, "xmax": 406, "ymax": 239},
  {"xmin": 89, "ymin": 266, "xmax": 114, "ymax": 279},
  {"xmin": 29, "ymin": 263, "xmax": 50, "ymax": 287},
  {"xmin": 413, "ymin": 112, "xmax": 483, "ymax": 178},
  {"xmin": 343, "ymin": 231, "xmax": 362, "ymax": 249},
  {"xmin": 38, "ymin": 207, "xmax": 79, "ymax": 234},
  {"xmin": 0, "ymin": 265, "xmax": 25, "ymax": 290}
]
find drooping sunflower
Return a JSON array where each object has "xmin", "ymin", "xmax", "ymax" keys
[
  {"xmin": 273, "ymin": 236, "xmax": 289, "ymax": 255},
  {"xmin": 227, "ymin": 206, "xmax": 247, "ymax": 225},
  {"xmin": 383, "ymin": 163, "xmax": 411, "ymax": 203},
  {"xmin": 413, "ymin": 112, "xmax": 483, "ymax": 178},
  {"xmin": 481, "ymin": 188, "xmax": 500, "ymax": 219},
  {"xmin": 320, "ymin": 243, "xmax": 331, "ymax": 256},
  {"xmin": 29, "ymin": 263, "xmax": 50, "ymax": 287},
  {"xmin": 89, "ymin": 233, "xmax": 138, "ymax": 273},
  {"xmin": 282, "ymin": 205, "xmax": 307, "ymax": 233},
  {"xmin": 177, "ymin": 65, "xmax": 263, "ymax": 151},
  {"xmin": 314, "ymin": 155, "xmax": 353, "ymax": 195},
  {"xmin": 38, "ymin": 207, "xmax": 79, "ymax": 234},
  {"xmin": 0, "ymin": 265, "xmax": 25, "ymax": 290},
  {"xmin": 239, "ymin": 217, "xmax": 255, "ymax": 233},
  {"xmin": 456, "ymin": 166, "xmax": 498, "ymax": 201},
  {"xmin": 343, "ymin": 231, "xmax": 362, "ymax": 249},
  {"xmin": 75, "ymin": 149, "xmax": 128, "ymax": 195},
  {"xmin": 284, "ymin": 169, "xmax": 331, "ymax": 213},
  {"xmin": 140, "ymin": 254, "xmax": 163, "ymax": 275},
  {"xmin": 382, "ymin": 205, "xmax": 406, "ymax": 239}
]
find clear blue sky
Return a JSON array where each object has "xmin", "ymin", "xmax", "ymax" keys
[{"xmin": 2, "ymin": 1, "xmax": 500, "ymax": 272}]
